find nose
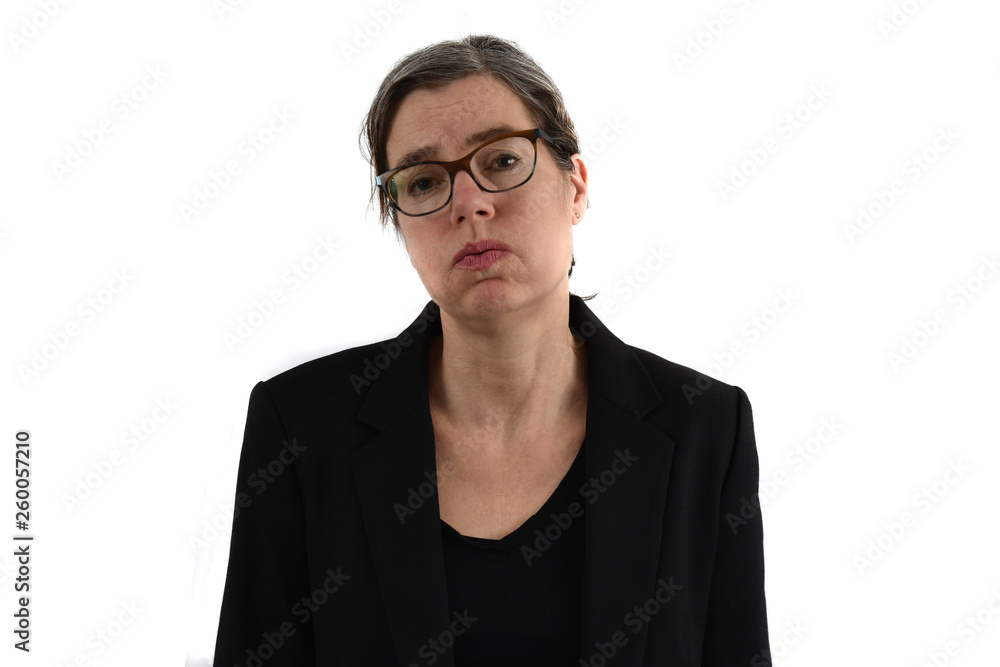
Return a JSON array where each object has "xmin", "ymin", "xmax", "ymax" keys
[{"xmin": 449, "ymin": 168, "xmax": 493, "ymax": 225}]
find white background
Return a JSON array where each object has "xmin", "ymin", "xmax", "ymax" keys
[{"xmin": 2, "ymin": 0, "xmax": 998, "ymax": 665}]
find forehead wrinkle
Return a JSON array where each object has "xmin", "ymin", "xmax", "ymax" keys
[
  {"xmin": 386, "ymin": 78, "xmax": 531, "ymax": 168},
  {"xmin": 393, "ymin": 124, "xmax": 519, "ymax": 170}
]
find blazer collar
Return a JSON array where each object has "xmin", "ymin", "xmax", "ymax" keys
[
  {"xmin": 355, "ymin": 293, "xmax": 664, "ymax": 429},
  {"xmin": 350, "ymin": 294, "xmax": 675, "ymax": 666}
]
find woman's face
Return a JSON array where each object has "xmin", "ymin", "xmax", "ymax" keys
[{"xmin": 385, "ymin": 75, "xmax": 587, "ymax": 321}]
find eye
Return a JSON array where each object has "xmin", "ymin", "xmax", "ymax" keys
[
  {"xmin": 407, "ymin": 173, "xmax": 444, "ymax": 197},
  {"xmin": 490, "ymin": 152, "xmax": 521, "ymax": 171}
]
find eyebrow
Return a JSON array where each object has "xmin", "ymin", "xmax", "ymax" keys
[{"xmin": 393, "ymin": 125, "xmax": 517, "ymax": 169}]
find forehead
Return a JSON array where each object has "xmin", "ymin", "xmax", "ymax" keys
[{"xmin": 386, "ymin": 75, "xmax": 535, "ymax": 167}]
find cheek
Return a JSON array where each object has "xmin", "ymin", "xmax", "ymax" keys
[
  {"xmin": 514, "ymin": 179, "xmax": 568, "ymax": 224},
  {"xmin": 404, "ymin": 225, "xmax": 447, "ymax": 270}
]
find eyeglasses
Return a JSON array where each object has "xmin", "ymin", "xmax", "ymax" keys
[{"xmin": 376, "ymin": 128, "xmax": 554, "ymax": 217}]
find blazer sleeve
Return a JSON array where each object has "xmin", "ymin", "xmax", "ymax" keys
[
  {"xmin": 701, "ymin": 385, "xmax": 771, "ymax": 666},
  {"xmin": 212, "ymin": 381, "xmax": 316, "ymax": 666}
]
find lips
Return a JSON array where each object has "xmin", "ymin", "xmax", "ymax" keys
[{"xmin": 452, "ymin": 239, "xmax": 512, "ymax": 267}]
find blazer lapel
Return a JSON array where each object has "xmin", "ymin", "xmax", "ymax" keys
[
  {"xmin": 351, "ymin": 301, "xmax": 455, "ymax": 666},
  {"xmin": 349, "ymin": 296, "xmax": 675, "ymax": 666},
  {"xmin": 571, "ymin": 295, "xmax": 676, "ymax": 665}
]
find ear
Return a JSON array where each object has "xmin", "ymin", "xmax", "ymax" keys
[{"xmin": 568, "ymin": 153, "xmax": 588, "ymax": 224}]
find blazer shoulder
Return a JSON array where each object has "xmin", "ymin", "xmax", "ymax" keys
[
  {"xmin": 624, "ymin": 344, "xmax": 755, "ymax": 479},
  {"xmin": 256, "ymin": 337, "xmax": 399, "ymax": 409},
  {"xmin": 626, "ymin": 343, "xmax": 748, "ymax": 415}
]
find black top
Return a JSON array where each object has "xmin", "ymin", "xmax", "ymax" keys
[{"xmin": 440, "ymin": 443, "xmax": 586, "ymax": 666}]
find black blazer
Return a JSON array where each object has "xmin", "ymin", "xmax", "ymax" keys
[{"xmin": 213, "ymin": 294, "xmax": 770, "ymax": 666}]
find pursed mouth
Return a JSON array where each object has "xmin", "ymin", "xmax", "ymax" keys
[
  {"xmin": 453, "ymin": 248, "xmax": 510, "ymax": 270},
  {"xmin": 452, "ymin": 240, "xmax": 512, "ymax": 265}
]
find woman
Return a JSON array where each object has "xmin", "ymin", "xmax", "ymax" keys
[{"xmin": 213, "ymin": 35, "xmax": 770, "ymax": 666}]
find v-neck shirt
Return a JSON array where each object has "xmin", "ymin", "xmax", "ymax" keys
[{"xmin": 440, "ymin": 443, "xmax": 586, "ymax": 665}]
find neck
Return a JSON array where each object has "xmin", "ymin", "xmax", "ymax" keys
[{"xmin": 428, "ymin": 289, "xmax": 587, "ymax": 452}]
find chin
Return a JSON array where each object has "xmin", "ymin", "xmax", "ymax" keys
[
  {"xmin": 464, "ymin": 280, "xmax": 518, "ymax": 316},
  {"xmin": 433, "ymin": 278, "xmax": 522, "ymax": 321}
]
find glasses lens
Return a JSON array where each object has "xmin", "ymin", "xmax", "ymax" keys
[
  {"xmin": 385, "ymin": 134, "xmax": 537, "ymax": 216},
  {"xmin": 387, "ymin": 164, "xmax": 451, "ymax": 216},
  {"xmin": 471, "ymin": 136, "xmax": 535, "ymax": 192}
]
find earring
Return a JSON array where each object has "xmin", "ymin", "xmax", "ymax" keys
[{"xmin": 574, "ymin": 212, "xmax": 580, "ymax": 219}]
